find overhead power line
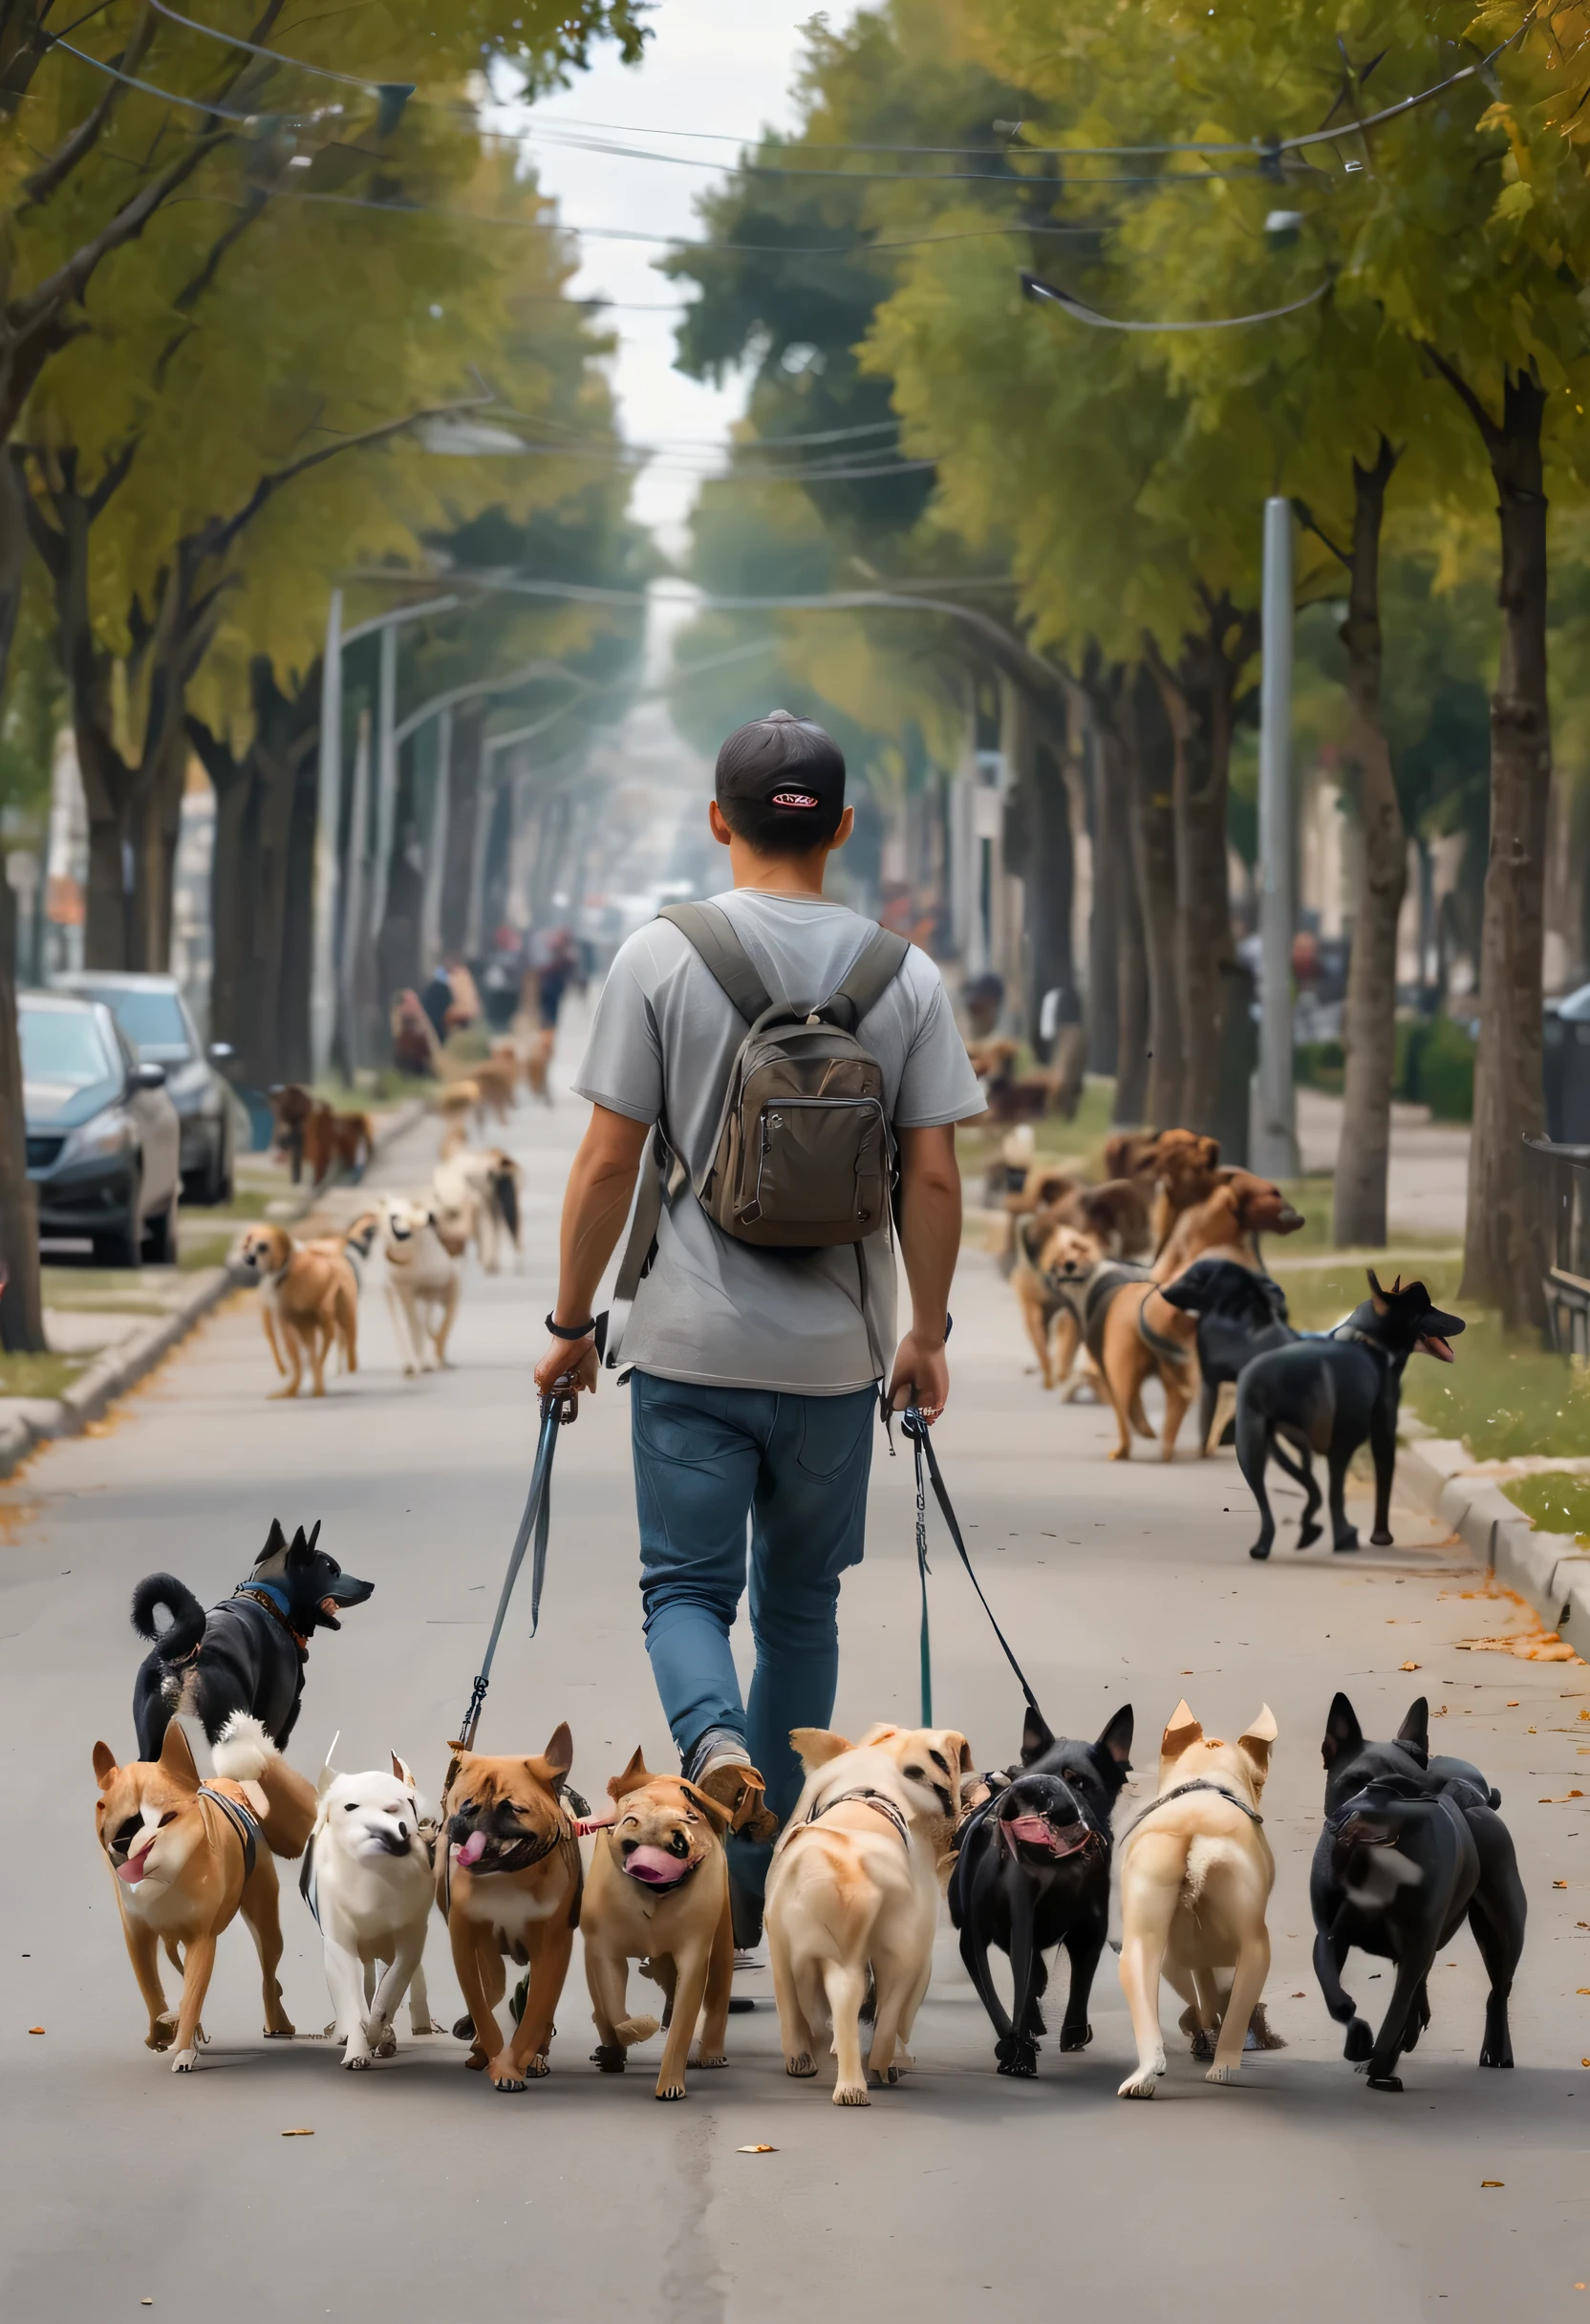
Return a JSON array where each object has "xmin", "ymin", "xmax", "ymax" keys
[{"xmin": 1021, "ymin": 269, "xmax": 1331, "ymax": 331}]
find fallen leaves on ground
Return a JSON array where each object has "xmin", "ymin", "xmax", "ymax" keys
[
  {"xmin": 738, "ymin": 2144, "xmax": 776, "ymax": 2154},
  {"xmin": 1458, "ymin": 1630, "xmax": 1581, "ymax": 1663}
]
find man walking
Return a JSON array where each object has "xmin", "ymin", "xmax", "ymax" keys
[{"xmin": 533, "ymin": 710, "xmax": 981, "ymax": 1933}]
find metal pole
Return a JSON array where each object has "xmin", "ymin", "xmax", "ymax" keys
[
  {"xmin": 1252, "ymin": 496, "xmax": 1300, "ymax": 1180},
  {"xmin": 369, "ymin": 620, "xmax": 398, "ymax": 942},
  {"xmin": 421, "ymin": 704, "xmax": 451, "ymax": 975},
  {"xmin": 338, "ymin": 709, "xmax": 372, "ymax": 1077},
  {"xmin": 311, "ymin": 588, "xmax": 343, "ymax": 1081}
]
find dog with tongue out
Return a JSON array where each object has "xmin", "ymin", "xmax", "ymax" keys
[{"xmin": 578, "ymin": 1749, "xmax": 741, "ymax": 2101}]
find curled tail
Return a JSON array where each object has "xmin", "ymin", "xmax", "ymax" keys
[{"xmin": 131, "ymin": 1573, "xmax": 205, "ymax": 1657}]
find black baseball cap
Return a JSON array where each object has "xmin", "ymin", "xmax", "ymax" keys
[{"xmin": 715, "ymin": 709, "xmax": 847, "ymax": 848}]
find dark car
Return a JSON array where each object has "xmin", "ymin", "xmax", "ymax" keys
[
  {"xmin": 20, "ymin": 992, "xmax": 182, "ymax": 1267},
  {"xmin": 54, "ymin": 972, "xmax": 234, "ymax": 1202}
]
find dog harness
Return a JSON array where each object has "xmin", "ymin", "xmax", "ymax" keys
[
  {"xmin": 802, "ymin": 1788, "xmax": 912, "ymax": 1849},
  {"xmin": 1136, "ymin": 1297, "xmax": 1192, "ymax": 1367},
  {"xmin": 1081, "ymin": 1260, "xmax": 1152, "ymax": 1366},
  {"xmin": 1119, "ymin": 1777, "xmax": 1264, "ymax": 1843},
  {"xmin": 197, "ymin": 1783, "xmax": 260, "ymax": 1878},
  {"xmin": 233, "ymin": 1581, "xmax": 311, "ymax": 1658}
]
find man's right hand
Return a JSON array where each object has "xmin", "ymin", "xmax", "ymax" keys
[
  {"xmin": 887, "ymin": 1329, "xmax": 948, "ymax": 1423},
  {"xmin": 534, "ymin": 1335, "xmax": 598, "ymax": 1402}
]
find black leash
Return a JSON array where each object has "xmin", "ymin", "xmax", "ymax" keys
[
  {"xmin": 455, "ymin": 1384, "xmax": 578, "ymax": 1753},
  {"xmin": 898, "ymin": 1407, "xmax": 1044, "ymax": 1731}
]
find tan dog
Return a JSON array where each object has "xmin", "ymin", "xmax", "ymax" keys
[
  {"xmin": 1116, "ymin": 1700, "xmax": 1278, "ymax": 2098},
  {"xmin": 378, "ymin": 1196, "xmax": 461, "ymax": 1372},
  {"xmin": 765, "ymin": 1723, "xmax": 970, "ymax": 2106},
  {"xmin": 1153, "ymin": 1172, "xmax": 1305, "ymax": 1280},
  {"xmin": 439, "ymin": 1728, "xmax": 583, "ymax": 2092},
  {"xmin": 93, "ymin": 1713, "xmax": 316, "ymax": 2072},
  {"xmin": 301, "ymin": 1211, "xmax": 379, "ymax": 1375},
  {"xmin": 1013, "ymin": 1217, "xmax": 1104, "ymax": 1392},
  {"xmin": 579, "ymin": 1751, "xmax": 737, "ymax": 2100},
  {"xmin": 234, "ymin": 1223, "xmax": 357, "ymax": 1398},
  {"xmin": 1149, "ymin": 1130, "xmax": 1223, "ymax": 1254},
  {"xmin": 522, "ymin": 1025, "xmax": 554, "ymax": 1103}
]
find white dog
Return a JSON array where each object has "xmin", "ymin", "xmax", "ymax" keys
[
  {"xmin": 432, "ymin": 1147, "xmax": 522, "ymax": 1275},
  {"xmin": 764, "ymin": 1723, "xmax": 969, "ymax": 2106},
  {"xmin": 379, "ymin": 1195, "xmax": 460, "ymax": 1374},
  {"xmin": 302, "ymin": 1744, "xmax": 439, "ymax": 2069}
]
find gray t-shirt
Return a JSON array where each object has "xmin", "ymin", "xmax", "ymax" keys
[{"xmin": 573, "ymin": 890, "xmax": 983, "ymax": 1393}]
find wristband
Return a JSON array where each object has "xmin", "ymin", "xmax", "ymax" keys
[{"xmin": 545, "ymin": 1313, "xmax": 595, "ymax": 1341}]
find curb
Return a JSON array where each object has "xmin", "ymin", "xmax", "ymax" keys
[
  {"xmin": 0, "ymin": 1096, "xmax": 431, "ymax": 1480},
  {"xmin": 1396, "ymin": 1436, "xmax": 1590, "ymax": 1658}
]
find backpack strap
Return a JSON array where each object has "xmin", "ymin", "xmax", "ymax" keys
[
  {"xmin": 658, "ymin": 901, "xmax": 773, "ymax": 1025},
  {"xmin": 824, "ymin": 926, "xmax": 910, "ymax": 1032}
]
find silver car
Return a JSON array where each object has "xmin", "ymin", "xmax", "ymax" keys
[
  {"xmin": 21, "ymin": 993, "xmax": 182, "ymax": 1267},
  {"xmin": 54, "ymin": 972, "xmax": 235, "ymax": 1203}
]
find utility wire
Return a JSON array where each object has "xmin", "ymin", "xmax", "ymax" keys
[{"xmin": 1022, "ymin": 269, "xmax": 1330, "ymax": 331}]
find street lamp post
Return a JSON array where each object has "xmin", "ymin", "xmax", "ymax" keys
[{"xmin": 1252, "ymin": 496, "xmax": 1300, "ymax": 1181}]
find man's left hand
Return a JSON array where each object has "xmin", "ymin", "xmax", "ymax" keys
[{"xmin": 534, "ymin": 1335, "xmax": 599, "ymax": 1401}]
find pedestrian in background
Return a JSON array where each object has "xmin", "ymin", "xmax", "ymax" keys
[{"xmin": 533, "ymin": 709, "xmax": 982, "ymax": 1963}]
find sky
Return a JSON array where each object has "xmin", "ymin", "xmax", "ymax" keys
[{"xmin": 523, "ymin": 1, "xmax": 851, "ymax": 560}]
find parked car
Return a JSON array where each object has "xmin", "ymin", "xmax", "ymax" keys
[
  {"xmin": 54, "ymin": 971, "xmax": 234, "ymax": 1202},
  {"xmin": 1546, "ymin": 982, "xmax": 1590, "ymax": 1147},
  {"xmin": 20, "ymin": 992, "xmax": 182, "ymax": 1267}
]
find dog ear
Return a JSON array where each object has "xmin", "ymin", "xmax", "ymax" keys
[
  {"xmin": 790, "ymin": 1727, "xmax": 850, "ymax": 1770},
  {"xmin": 1237, "ymin": 1705, "xmax": 1278, "ymax": 1783},
  {"xmin": 255, "ymin": 1518, "xmax": 288, "ymax": 1573},
  {"xmin": 857, "ymin": 1723, "xmax": 901, "ymax": 1749},
  {"xmin": 530, "ymin": 1722, "xmax": 573, "ymax": 1780},
  {"xmin": 1161, "ymin": 1700, "xmax": 1202, "ymax": 1766},
  {"xmin": 158, "ymin": 1720, "xmax": 201, "ymax": 1792},
  {"xmin": 1020, "ymin": 1706, "xmax": 1055, "ymax": 1766},
  {"xmin": 305, "ymin": 1519, "xmax": 323, "ymax": 1556},
  {"xmin": 286, "ymin": 1526, "xmax": 312, "ymax": 1565},
  {"xmin": 390, "ymin": 1752, "xmax": 417, "ymax": 1791},
  {"xmin": 607, "ymin": 1747, "xmax": 650, "ymax": 1802},
  {"xmin": 677, "ymin": 1780, "xmax": 735, "ymax": 1833},
  {"xmin": 1321, "ymin": 1692, "xmax": 1363, "ymax": 1767},
  {"xmin": 1397, "ymin": 1699, "xmax": 1430, "ymax": 1765},
  {"xmin": 93, "ymin": 1740, "xmax": 118, "ymax": 1786},
  {"xmin": 1366, "ymin": 1269, "xmax": 1390, "ymax": 1316},
  {"xmin": 1095, "ymin": 1704, "xmax": 1134, "ymax": 1770},
  {"xmin": 940, "ymin": 1732, "xmax": 974, "ymax": 1783}
]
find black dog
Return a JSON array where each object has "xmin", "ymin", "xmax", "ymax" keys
[
  {"xmin": 1159, "ymin": 1256, "xmax": 1295, "ymax": 1452},
  {"xmin": 1311, "ymin": 1692, "xmax": 1525, "ymax": 2092},
  {"xmin": 1235, "ymin": 1271, "xmax": 1464, "ymax": 1559},
  {"xmin": 131, "ymin": 1518, "xmax": 373, "ymax": 1756},
  {"xmin": 948, "ymin": 1705, "xmax": 1132, "ymax": 2076}
]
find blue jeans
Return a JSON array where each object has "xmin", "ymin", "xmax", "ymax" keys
[{"xmin": 630, "ymin": 1371, "xmax": 876, "ymax": 1899}]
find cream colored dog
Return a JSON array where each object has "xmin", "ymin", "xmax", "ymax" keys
[
  {"xmin": 1116, "ymin": 1699, "xmax": 1278, "ymax": 2098},
  {"xmin": 378, "ymin": 1195, "xmax": 460, "ymax": 1374},
  {"xmin": 765, "ymin": 1722, "xmax": 969, "ymax": 2107}
]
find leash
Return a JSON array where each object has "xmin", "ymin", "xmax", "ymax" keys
[
  {"xmin": 454, "ymin": 1382, "xmax": 579, "ymax": 1754},
  {"xmin": 898, "ymin": 1407, "xmax": 1044, "ymax": 1731},
  {"xmin": 1118, "ymin": 1776, "xmax": 1264, "ymax": 1843}
]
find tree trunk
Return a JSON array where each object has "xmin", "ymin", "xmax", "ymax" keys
[
  {"xmin": 1456, "ymin": 370, "xmax": 1553, "ymax": 1325},
  {"xmin": 1106, "ymin": 699, "xmax": 1150, "ymax": 1124},
  {"xmin": 1332, "ymin": 439, "xmax": 1407, "ymax": 1249},
  {"xmin": 1085, "ymin": 710, "xmax": 1122, "ymax": 1078},
  {"xmin": 0, "ymin": 875, "xmax": 46, "ymax": 1353},
  {"xmin": 440, "ymin": 706, "xmax": 483, "ymax": 956},
  {"xmin": 1124, "ymin": 660, "xmax": 1183, "ymax": 1127}
]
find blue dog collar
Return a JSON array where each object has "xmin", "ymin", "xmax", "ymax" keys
[{"xmin": 240, "ymin": 1578, "xmax": 292, "ymax": 1619}]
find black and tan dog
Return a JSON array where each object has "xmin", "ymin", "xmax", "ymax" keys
[
  {"xmin": 949, "ymin": 1707, "xmax": 1132, "ymax": 2076},
  {"xmin": 131, "ymin": 1520, "xmax": 373, "ymax": 1757},
  {"xmin": 1311, "ymin": 1693, "xmax": 1525, "ymax": 2092},
  {"xmin": 439, "ymin": 1728, "xmax": 584, "ymax": 2092},
  {"xmin": 1235, "ymin": 1272, "xmax": 1464, "ymax": 1559},
  {"xmin": 579, "ymin": 1750, "xmax": 737, "ymax": 2100}
]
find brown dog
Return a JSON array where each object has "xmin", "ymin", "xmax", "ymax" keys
[
  {"xmin": 307, "ymin": 1108, "xmax": 373, "ymax": 1185},
  {"xmin": 1104, "ymin": 1130, "xmax": 1163, "ymax": 1182},
  {"xmin": 439, "ymin": 1728, "xmax": 583, "ymax": 2092},
  {"xmin": 94, "ymin": 1714, "xmax": 315, "ymax": 2072},
  {"xmin": 1149, "ymin": 1130, "xmax": 1223, "ymax": 1254},
  {"xmin": 234, "ymin": 1223, "xmax": 357, "ymax": 1398},
  {"xmin": 1154, "ymin": 1173, "xmax": 1305, "ymax": 1280},
  {"xmin": 579, "ymin": 1751, "xmax": 737, "ymax": 2100}
]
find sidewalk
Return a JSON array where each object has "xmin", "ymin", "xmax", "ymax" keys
[{"xmin": 1296, "ymin": 1085, "xmax": 1470, "ymax": 1238}]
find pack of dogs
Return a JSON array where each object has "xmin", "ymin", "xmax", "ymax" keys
[
  {"xmin": 96, "ymin": 1522, "xmax": 1528, "ymax": 2105},
  {"xmin": 998, "ymin": 1124, "xmax": 1465, "ymax": 1561}
]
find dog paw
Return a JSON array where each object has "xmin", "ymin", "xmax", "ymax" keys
[
  {"xmin": 786, "ymin": 2052, "xmax": 817, "ymax": 2077},
  {"xmin": 1366, "ymin": 2074, "xmax": 1404, "ymax": 2093},
  {"xmin": 373, "ymin": 2027, "xmax": 398, "ymax": 2059},
  {"xmin": 1479, "ymin": 2049, "xmax": 1515, "ymax": 2070},
  {"xmin": 409, "ymin": 2017, "xmax": 440, "ymax": 2036},
  {"xmin": 1205, "ymin": 2062, "xmax": 1240, "ymax": 2085},
  {"xmin": 264, "ymin": 2023, "xmax": 295, "ymax": 2039},
  {"xmin": 1332, "ymin": 1530, "xmax": 1361, "ymax": 1554},
  {"xmin": 654, "ymin": 2080, "xmax": 686, "ymax": 2100},
  {"xmin": 1298, "ymin": 1521, "xmax": 1322, "ymax": 1548},
  {"xmin": 1343, "ymin": 2020, "xmax": 1373, "ymax": 2063},
  {"xmin": 452, "ymin": 2015, "xmax": 476, "ymax": 2041},
  {"xmin": 487, "ymin": 2055, "xmax": 527, "ymax": 2092},
  {"xmin": 1369, "ymin": 1529, "xmax": 1394, "ymax": 1548},
  {"xmin": 591, "ymin": 2044, "xmax": 628, "ymax": 2073},
  {"xmin": 344, "ymin": 2050, "xmax": 373, "ymax": 2072},
  {"xmin": 1058, "ymin": 2025, "xmax": 1092, "ymax": 2053},
  {"xmin": 892, "ymin": 2048, "xmax": 914, "ymax": 2075},
  {"xmin": 692, "ymin": 2051, "xmax": 728, "ymax": 2070},
  {"xmin": 170, "ymin": 2048, "xmax": 199, "ymax": 2074},
  {"xmin": 996, "ymin": 2046, "xmax": 1039, "ymax": 2078},
  {"xmin": 1116, "ymin": 2071, "xmax": 1157, "ymax": 2099},
  {"xmin": 832, "ymin": 2081, "xmax": 870, "ymax": 2106},
  {"xmin": 147, "ymin": 2021, "xmax": 176, "ymax": 2052},
  {"xmin": 1248, "ymin": 1541, "xmax": 1272, "ymax": 1560}
]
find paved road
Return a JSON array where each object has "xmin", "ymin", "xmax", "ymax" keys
[{"xmin": 3, "ymin": 1031, "xmax": 1586, "ymax": 2323}]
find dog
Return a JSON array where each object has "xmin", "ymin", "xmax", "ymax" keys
[
  {"xmin": 439, "ymin": 1728, "xmax": 584, "ymax": 2092},
  {"xmin": 1116, "ymin": 1699, "xmax": 1278, "ymax": 2097},
  {"xmin": 1235, "ymin": 1271, "xmax": 1465, "ymax": 1560},
  {"xmin": 1091, "ymin": 1173, "xmax": 1304, "ymax": 1463},
  {"xmin": 379, "ymin": 1195, "xmax": 462, "ymax": 1373},
  {"xmin": 522, "ymin": 1025, "xmax": 554, "ymax": 1104},
  {"xmin": 1104, "ymin": 1130, "xmax": 1163, "ymax": 1183},
  {"xmin": 1014, "ymin": 1219, "xmax": 1107, "ymax": 1397},
  {"xmin": 307, "ymin": 1108, "xmax": 374, "ymax": 1186},
  {"xmin": 301, "ymin": 1211, "xmax": 380, "ymax": 1374},
  {"xmin": 949, "ymin": 1705, "xmax": 1132, "ymax": 2076},
  {"xmin": 468, "ymin": 1050, "xmax": 518, "ymax": 1126},
  {"xmin": 1312, "ymin": 1693, "xmax": 1525, "ymax": 2092},
  {"xmin": 94, "ymin": 1712, "xmax": 316, "ymax": 2071},
  {"xmin": 269, "ymin": 1083, "xmax": 325, "ymax": 1185},
  {"xmin": 765, "ymin": 1722, "xmax": 970, "ymax": 2105},
  {"xmin": 1158, "ymin": 1256, "xmax": 1295, "ymax": 1454},
  {"xmin": 1148, "ymin": 1129, "xmax": 1223, "ymax": 1253},
  {"xmin": 432, "ymin": 1146, "xmax": 522, "ymax": 1274},
  {"xmin": 131, "ymin": 1517, "xmax": 373, "ymax": 1757},
  {"xmin": 302, "ymin": 1746, "xmax": 439, "ymax": 2069},
  {"xmin": 234, "ymin": 1222, "xmax": 359, "ymax": 1398},
  {"xmin": 578, "ymin": 1749, "xmax": 740, "ymax": 2100}
]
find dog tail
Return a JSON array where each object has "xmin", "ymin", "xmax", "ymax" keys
[
  {"xmin": 493, "ymin": 1163, "xmax": 520, "ymax": 1244},
  {"xmin": 131, "ymin": 1573, "xmax": 205, "ymax": 1656}
]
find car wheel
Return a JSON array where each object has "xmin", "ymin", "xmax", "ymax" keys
[
  {"xmin": 143, "ymin": 1194, "xmax": 180, "ymax": 1267},
  {"xmin": 214, "ymin": 1121, "xmax": 233, "ymax": 1206}
]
